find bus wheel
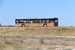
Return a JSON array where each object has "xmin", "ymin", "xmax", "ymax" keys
[
  {"xmin": 43, "ymin": 24, "xmax": 47, "ymax": 27},
  {"xmin": 21, "ymin": 24, "xmax": 25, "ymax": 27}
]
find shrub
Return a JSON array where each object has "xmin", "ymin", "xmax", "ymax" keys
[
  {"xmin": 56, "ymin": 27, "xmax": 62, "ymax": 31},
  {"xmin": 17, "ymin": 36, "xmax": 21, "ymax": 38},
  {"xmin": 61, "ymin": 27, "xmax": 69, "ymax": 30},
  {"xmin": 56, "ymin": 27, "xmax": 70, "ymax": 31},
  {"xmin": 4, "ymin": 40, "xmax": 17, "ymax": 45}
]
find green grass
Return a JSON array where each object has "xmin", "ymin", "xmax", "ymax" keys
[
  {"xmin": 56, "ymin": 27, "xmax": 70, "ymax": 31},
  {"xmin": 25, "ymin": 27, "xmax": 34, "ymax": 30},
  {"xmin": 6, "ymin": 28, "xmax": 10, "ymax": 30},
  {"xmin": 61, "ymin": 27, "xmax": 70, "ymax": 30},
  {"xmin": 42, "ymin": 27, "xmax": 70, "ymax": 31},
  {"xmin": 48, "ymin": 47, "xmax": 57, "ymax": 49}
]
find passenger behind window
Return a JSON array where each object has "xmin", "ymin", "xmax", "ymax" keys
[
  {"xmin": 47, "ymin": 21, "xmax": 49, "ymax": 23},
  {"xmin": 40, "ymin": 21, "xmax": 41, "ymax": 23},
  {"xmin": 31, "ymin": 21, "xmax": 33, "ymax": 23}
]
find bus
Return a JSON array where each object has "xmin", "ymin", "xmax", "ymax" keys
[{"xmin": 15, "ymin": 17, "xmax": 58, "ymax": 27}]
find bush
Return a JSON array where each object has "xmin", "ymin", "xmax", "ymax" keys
[
  {"xmin": 56, "ymin": 27, "xmax": 69, "ymax": 31},
  {"xmin": 4, "ymin": 40, "xmax": 17, "ymax": 45},
  {"xmin": 61, "ymin": 27, "xmax": 69, "ymax": 30},
  {"xmin": 17, "ymin": 36, "xmax": 21, "ymax": 38}
]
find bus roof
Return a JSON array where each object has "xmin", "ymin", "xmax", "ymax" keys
[{"xmin": 15, "ymin": 17, "xmax": 58, "ymax": 20}]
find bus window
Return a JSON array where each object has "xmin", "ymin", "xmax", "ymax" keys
[
  {"xmin": 42, "ymin": 20, "xmax": 45, "ymax": 23},
  {"xmin": 38, "ymin": 20, "xmax": 41, "ymax": 23},
  {"xmin": 55, "ymin": 20, "xmax": 58, "ymax": 22},
  {"xmin": 16, "ymin": 20, "xmax": 19, "ymax": 23},
  {"xmin": 23, "ymin": 20, "xmax": 26, "ymax": 23},
  {"xmin": 33, "ymin": 20, "xmax": 37, "ymax": 23},
  {"xmin": 50, "ymin": 20, "xmax": 54, "ymax": 23},
  {"xmin": 30, "ymin": 20, "xmax": 33, "ymax": 23},
  {"xmin": 19, "ymin": 20, "xmax": 23, "ymax": 23},
  {"xmin": 27, "ymin": 20, "xmax": 30, "ymax": 23},
  {"xmin": 46, "ymin": 19, "xmax": 49, "ymax": 23}
]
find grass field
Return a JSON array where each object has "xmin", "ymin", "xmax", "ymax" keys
[
  {"xmin": 0, "ymin": 27, "xmax": 75, "ymax": 50},
  {"xmin": 0, "ymin": 27, "xmax": 75, "ymax": 36}
]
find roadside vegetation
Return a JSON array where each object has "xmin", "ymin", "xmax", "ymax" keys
[
  {"xmin": 0, "ymin": 27, "xmax": 75, "ymax": 36},
  {"xmin": 0, "ymin": 27, "xmax": 75, "ymax": 50}
]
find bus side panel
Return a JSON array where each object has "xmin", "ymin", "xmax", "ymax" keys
[
  {"xmin": 25, "ymin": 23, "xmax": 44, "ymax": 27},
  {"xmin": 25, "ymin": 23, "xmax": 30, "ymax": 27},
  {"xmin": 46, "ymin": 23, "xmax": 54, "ymax": 26},
  {"xmin": 30, "ymin": 23, "xmax": 38, "ymax": 26},
  {"xmin": 15, "ymin": 23, "xmax": 22, "ymax": 27},
  {"xmin": 38, "ymin": 23, "xmax": 44, "ymax": 26},
  {"xmin": 54, "ymin": 22, "xmax": 58, "ymax": 26},
  {"xmin": 15, "ymin": 23, "xmax": 55, "ymax": 27}
]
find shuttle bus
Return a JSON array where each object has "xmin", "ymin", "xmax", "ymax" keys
[{"xmin": 15, "ymin": 17, "xmax": 58, "ymax": 27}]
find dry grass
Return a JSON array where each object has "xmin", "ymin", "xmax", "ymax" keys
[
  {"xmin": 0, "ymin": 27, "xmax": 75, "ymax": 50},
  {"xmin": 0, "ymin": 27, "xmax": 75, "ymax": 36}
]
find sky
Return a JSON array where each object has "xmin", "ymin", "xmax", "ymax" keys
[{"xmin": 0, "ymin": 0, "xmax": 75, "ymax": 26}]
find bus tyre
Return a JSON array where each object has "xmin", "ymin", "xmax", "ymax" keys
[
  {"xmin": 43, "ymin": 24, "xmax": 47, "ymax": 27},
  {"xmin": 21, "ymin": 24, "xmax": 25, "ymax": 27}
]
